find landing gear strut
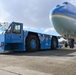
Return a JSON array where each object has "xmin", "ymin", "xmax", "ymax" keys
[
  {"xmin": 65, "ymin": 42, "xmax": 68, "ymax": 47},
  {"xmin": 69, "ymin": 38, "xmax": 74, "ymax": 48}
]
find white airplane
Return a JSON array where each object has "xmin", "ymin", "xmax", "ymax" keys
[{"xmin": 50, "ymin": 2, "xmax": 76, "ymax": 39}]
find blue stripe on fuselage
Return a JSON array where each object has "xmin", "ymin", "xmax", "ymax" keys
[{"xmin": 51, "ymin": 3, "xmax": 76, "ymax": 19}]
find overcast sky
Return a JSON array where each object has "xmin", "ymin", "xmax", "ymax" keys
[{"xmin": 0, "ymin": 0, "xmax": 75, "ymax": 35}]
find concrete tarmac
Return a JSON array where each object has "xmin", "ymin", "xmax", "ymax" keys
[{"xmin": 0, "ymin": 48, "xmax": 76, "ymax": 75}]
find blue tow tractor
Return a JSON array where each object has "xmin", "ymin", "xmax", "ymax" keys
[{"xmin": 0, "ymin": 22, "xmax": 58, "ymax": 52}]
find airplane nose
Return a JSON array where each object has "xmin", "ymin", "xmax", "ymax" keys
[
  {"xmin": 52, "ymin": 6, "xmax": 65, "ymax": 16},
  {"xmin": 49, "ymin": 5, "xmax": 67, "ymax": 35},
  {"xmin": 49, "ymin": 2, "xmax": 73, "ymax": 36},
  {"xmin": 50, "ymin": 2, "xmax": 68, "ymax": 16},
  {"xmin": 49, "ymin": 7, "xmax": 60, "ymax": 21}
]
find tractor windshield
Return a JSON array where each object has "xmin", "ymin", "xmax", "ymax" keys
[{"xmin": 0, "ymin": 22, "xmax": 10, "ymax": 34}]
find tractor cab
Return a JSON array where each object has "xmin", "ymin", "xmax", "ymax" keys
[
  {"xmin": 0, "ymin": 22, "xmax": 23, "ymax": 52},
  {"xmin": 5, "ymin": 22, "xmax": 23, "ymax": 43}
]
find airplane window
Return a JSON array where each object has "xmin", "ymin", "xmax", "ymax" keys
[{"xmin": 61, "ymin": 2, "xmax": 68, "ymax": 10}]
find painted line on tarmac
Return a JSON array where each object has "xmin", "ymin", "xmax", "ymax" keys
[
  {"xmin": 2, "ymin": 66, "xmax": 52, "ymax": 75},
  {"xmin": 0, "ymin": 68, "xmax": 21, "ymax": 75}
]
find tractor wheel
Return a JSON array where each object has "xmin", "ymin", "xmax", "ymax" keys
[
  {"xmin": 26, "ymin": 35, "xmax": 40, "ymax": 51},
  {"xmin": 51, "ymin": 37, "xmax": 58, "ymax": 50}
]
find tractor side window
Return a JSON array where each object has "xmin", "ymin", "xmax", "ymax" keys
[
  {"xmin": 6, "ymin": 25, "xmax": 11, "ymax": 33},
  {"xmin": 13, "ymin": 24, "xmax": 21, "ymax": 34}
]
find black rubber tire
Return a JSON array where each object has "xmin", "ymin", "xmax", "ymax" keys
[
  {"xmin": 26, "ymin": 35, "xmax": 40, "ymax": 52},
  {"xmin": 51, "ymin": 37, "xmax": 58, "ymax": 50},
  {"xmin": 65, "ymin": 43, "xmax": 68, "ymax": 47}
]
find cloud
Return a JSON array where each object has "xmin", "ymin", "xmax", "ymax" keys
[
  {"xmin": 0, "ymin": 0, "xmax": 69, "ymax": 28},
  {"xmin": 44, "ymin": 28, "xmax": 55, "ymax": 32},
  {"xmin": 0, "ymin": 2, "xmax": 11, "ymax": 22},
  {"xmin": 0, "ymin": 0, "xmax": 75, "ymax": 35},
  {"xmin": 44, "ymin": 27, "xmax": 60, "ymax": 36}
]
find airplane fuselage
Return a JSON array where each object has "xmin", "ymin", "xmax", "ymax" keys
[{"xmin": 50, "ymin": 2, "xmax": 76, "ymax": 38}]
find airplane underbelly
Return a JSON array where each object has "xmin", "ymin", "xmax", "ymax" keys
[{"xmin": 52, "ymin": 15, "xmax": 76, "ymax": 38}]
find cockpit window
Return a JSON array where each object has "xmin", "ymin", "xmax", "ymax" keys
[
  {"xmin": 63, "ymin": 2, "xmax": 68, "ymax": 4},
  {"xmin": 56, "ymin": 5, "xmax": 60, "ymax": 7}
]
